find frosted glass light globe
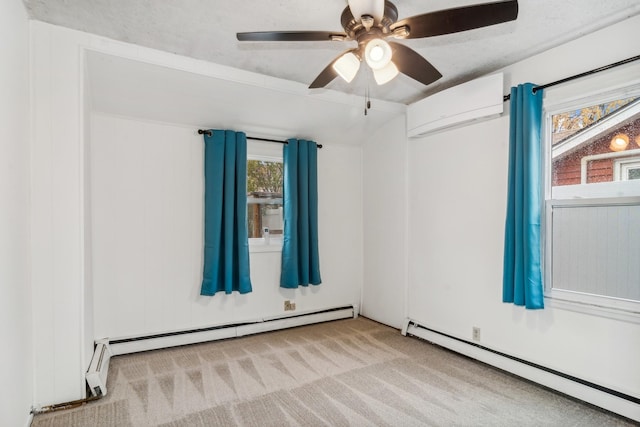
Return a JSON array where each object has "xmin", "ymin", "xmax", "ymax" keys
[
  {"xmin": 365, "ymin": 39, "xmax": 392, "ymax": 70},
  {"xmin": 369, "ymin": 45, "xmax": 384, "ymax": 62}
]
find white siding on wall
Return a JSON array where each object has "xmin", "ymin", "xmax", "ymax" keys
[
  {"xmin": 29, "ymin": 20, "xmax": 376, "ymax": 405},
  {"xmin": 401, "ymin": 14, "xmax": 640, "ymax": 412},
  {"xmin": 91, "ymin": 116, "xmax": 205, "ymax": 338},
  {"xmin": 0, "ymin": 1, "xmax": 32, "ymax": 425},
  {"xmin": 90, "ymin": 113, "xmax": 362, "ymax": 340},
  {"xmin": 30, "ymin": 22, "xmax": 90, "ymax": 406},
  {"xmin": 362, "ymin": 115, "xmax": 407, "ymax": 329}
]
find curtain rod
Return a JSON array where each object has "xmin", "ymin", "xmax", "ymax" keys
[
  {"xmin": 197, "ymin": 129, "xmax": 323, "ymax": 149},
  {"xmin": 503, "ymin": 54, "xmax": 640, "ymax": 102}
]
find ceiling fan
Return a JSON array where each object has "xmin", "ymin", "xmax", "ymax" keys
[{"xmin": 237, "ymin": 0, "xmax": 518, "ymax": 88}]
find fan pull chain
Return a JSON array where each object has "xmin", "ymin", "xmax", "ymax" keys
[
  {"xmin": 364, "ymin": 88, "xmax": 367, "ymax": 115},
  {"xmin": 364, "ymin": 87, "xmax": 371, "ymax": 116}
]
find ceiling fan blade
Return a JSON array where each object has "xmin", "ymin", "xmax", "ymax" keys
[
  {"xmin": 309, "ymin": 49, "xmax": 358, "ymax": 89},
  {"xmin": 389, "ymin": 42, "xmax": 442, "ymax": 86},
  {"xmin": 390, "ymin": 0, "xmax": 518, "ymax": 39},
  {"xmin": 237, "ymin": 31, "xmax": 347, "ymax": 42}
]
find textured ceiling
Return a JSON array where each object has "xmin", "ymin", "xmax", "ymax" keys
[{"xmin": 25, "ymin": 0, "xmax": 640, "ymax": 105}]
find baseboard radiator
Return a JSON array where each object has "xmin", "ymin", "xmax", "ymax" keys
[
  {"xmin": 402, "ymin": 319, "xmax": 640, "ymax": 422},
  {"xmin": 107, "ymin": 305, "xmax": 357, "ymax": 356},
  {"xmin": 85, "ymin": 338, "xmax": 112, "ymax": 397},
  {"xmin": 83, "ymin": 305, "xmax": 355, "ymax": 397}
]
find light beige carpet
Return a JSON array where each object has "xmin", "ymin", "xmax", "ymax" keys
[{"xmin": 32, "ymin": 317, "xmax": 634, "ymax": 426}]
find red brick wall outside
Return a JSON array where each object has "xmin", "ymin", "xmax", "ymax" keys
[{"xmin": 552, "ymin": 118, "xmax": 640, "ymax": 186}]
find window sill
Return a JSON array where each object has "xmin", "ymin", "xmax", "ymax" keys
[
  {"xmin": 249, "ymin": 240, "xmax": 282, "ymax": 253},
  {"xmin": 545, "ymin": 290, "xmax": 640, "ymax": 324}
]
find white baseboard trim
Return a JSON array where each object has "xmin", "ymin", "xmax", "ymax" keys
[
  {"xmin": 237, "ymin": 307, "xmax": 355, "ymax": 337},
  {"xmin": 109, "ymin": 305, "xmax": 355, "ymax": 356},
  {"xmin": 405, "ymin": 321, "xmax": 640, "ymax": 422},
  {"xmin": 109, "ymin": 325, "xmax": 238, "ymax": 356}
]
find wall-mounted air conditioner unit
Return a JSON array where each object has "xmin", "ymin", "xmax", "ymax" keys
[{"xmin": 407, "ymin": 73, "xmax": 504, "ymax": 138}]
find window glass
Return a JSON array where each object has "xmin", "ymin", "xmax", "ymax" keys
[
  {"xmin": 247, "ymin": 159, "xmax": 283, "ymax": 240},
  {"xmin": 551, "ymin": 97, "xmax": 640, "ymax": 187},
  {"xmin": 617, "ymin": 159, "xmax": 640, "ymax": 181},
  {"xmin": 545, "ymin": 89, "xmax": 640, "ymax": 314},
  {"xmin": 628, "ymin": 167, "xmax": 640, "ymax": 180}
]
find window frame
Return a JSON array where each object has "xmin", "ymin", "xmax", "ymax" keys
[
  {"xmin": 615, "ymin": 157, "xmax": 640, "ymax": 181},
  {"xmin": 246, "ymin": 139, "xmax": 284, "ymax": 253},
  {"xmin": 542, "ymin": 67, "xmax": 640, "ymax": 322},
  {"xmin": 544, "ymin": 197, "xmax": 640, "ymax": 322}
]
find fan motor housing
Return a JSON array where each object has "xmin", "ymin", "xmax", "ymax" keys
[{"xmin": 341, "ymin": 1, "xmax": 399, "ymax": 39}]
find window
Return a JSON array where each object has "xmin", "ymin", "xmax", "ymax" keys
[
  {"xmin": 246, "ymin": 140, "xmax": 283, "ymax": 251},
  {"xmin": 551, "ymin": 96, "xmax": 640, "ymax": 189},
  {"xmin": 615, "ymin": 158, "xmax": 640, "ymax": 181},
  {"xmin": 544, "ymin": 78, "xmax": 640, "ymax": 319},
  {"xmin": 247, "ymin": 159, "xmax": 283, "ymax": 238}
]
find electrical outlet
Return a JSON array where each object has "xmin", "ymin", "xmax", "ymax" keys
[
  {"xmin": 472, "ymin": 327, "xmax": 481, "ymax": 342},
  {"xmin": 284, "ymin": 300, "xmax": 296, "ymax": 311}
]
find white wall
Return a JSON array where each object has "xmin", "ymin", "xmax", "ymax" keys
[
  {"xmin": 90, "ymin": 114, "xmax": 362, "ymax": 339},
  {"xmin": 29, "ymin": 21, "xmax": 381, "ymax": 405},
  {"xmin": 31, "ymin": 11, "xmax": 640, "ymax": 416},
  {"xmin": 30, "ymin": 22, "xmax": 91, "ymax": 407},
  {"xmin": 361, "ymin": 115, "xmax": 407, "ymax": 328},
  {"xmin": 0, "ymin": 1, "xmax": 32, "ymax": 426},
  {"xmin": 403, "ymin": 13, "xmax": 640, "ymax": 410}
]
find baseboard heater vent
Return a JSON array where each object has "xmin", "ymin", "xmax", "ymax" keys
[
  {"xmin": 108, "ymin": 305, "xmax": 357, "ymax": 356},
  {"xmin": 85, "ymin": 339, "xmax": 112, "ymax": 397},
  {"xmin": 402, "ymin": 318, "xmax": 640, "ymax": 422}
]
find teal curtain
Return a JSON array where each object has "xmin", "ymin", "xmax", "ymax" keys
[
  {"xmin": 503, "ymin": 84, "xmax": 544, "ymax": 309},
  {"xmin": 201, "ymin": 130, "xmax": 252, "ymax": 295},
  {"xmin": 281, "ymin": 139, "xmax": 322, "ymax": 288}
]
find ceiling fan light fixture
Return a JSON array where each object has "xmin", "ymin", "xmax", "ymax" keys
[
  {"xmin": 348, "ymin": 0, "xmax": 384, "ymax": 23},
  {"xmin": 391, "ymin": 26, "xmax": 410, "ymax": 39},
  {"xmin": 361, "ymin": 14, "xmax": 375, "ymax": 30},
  {"xmin": 333, "ymin": 52, "xmax": 361, "ymax": 83},
  {"xmin": 365, "ymin": 38, "xmax": 392, "ymax": 70},
  {"xmin": 238, "ymin": 0, "xmax": 520, "ymax": 90},
  {"xmin": 373, "ymin": 61, "xmax": 399, "ymax": 85}
]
